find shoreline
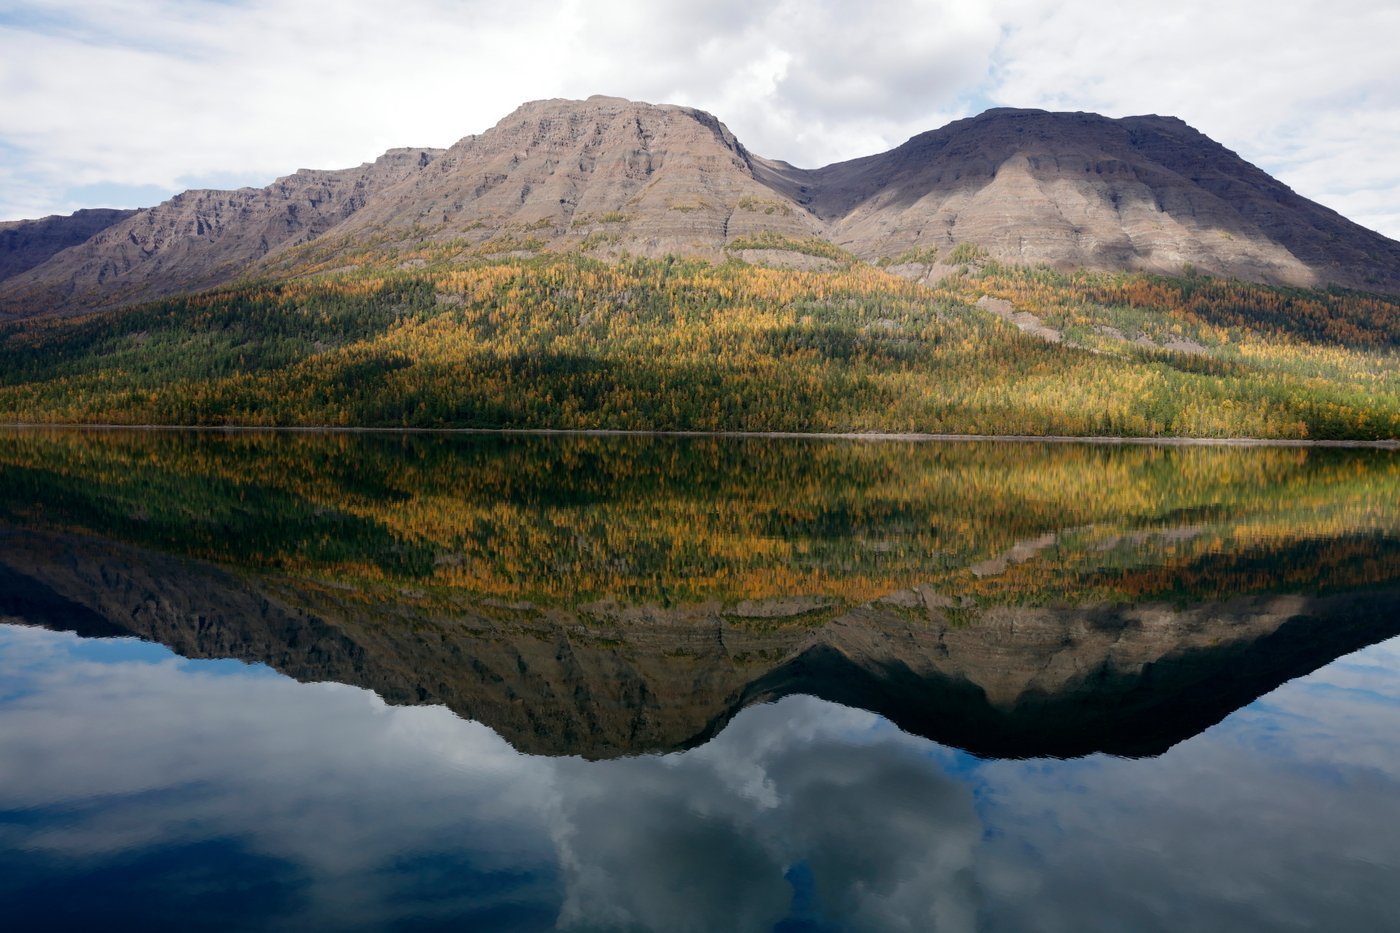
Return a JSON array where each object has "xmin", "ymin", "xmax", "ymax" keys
[{"xmin": 1, "ymin": 423, "xmax": 1397, "ymax": 449}]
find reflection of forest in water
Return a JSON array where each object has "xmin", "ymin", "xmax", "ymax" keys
[{"xmin": 0, "ymin": 428, "xmax": 1396, "ymax": 607}]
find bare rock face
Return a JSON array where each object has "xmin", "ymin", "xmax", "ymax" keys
[
  {"xmin": 0, "ymin": 208, "xmax": 135, "ymax": 283},
  {"xmin": 3, "ymin": 98, "xmax": 1398, "ymax": 318},
  {"xmin": 0, "ymin": 148, "xmax": 442, "ymax": 316}
]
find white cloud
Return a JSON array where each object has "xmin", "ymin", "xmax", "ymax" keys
[
  {"xmin": 0, "ymin": 0, "xmax": 1396, "ymax": 238},
  {"xmin": 549, "ymin": 698, "xmax": 982, "ymax": 931},
  {"xmin": 0, "ymin": 626, "xmax": 561, "ymax": 929},
  {"xmin": 988, "ymin": 0, "xmax": 1400, "ymax": 236}
]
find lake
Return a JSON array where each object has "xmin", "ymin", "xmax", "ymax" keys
[{"xmin": 0, "ymin": 428, "xmax": 1397, "ymax": 931}]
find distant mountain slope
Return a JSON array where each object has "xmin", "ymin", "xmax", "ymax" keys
[
  {"xmin": 2, "ymin": 97, "xmax": 1398, "ymax": 318},
  {"xmin": 0, "ymin": 148, "xmax": 442, "ymax": 317},
  {"xmin": 0, "ymin": 208, "xmax": 135, "ymax": 283}
]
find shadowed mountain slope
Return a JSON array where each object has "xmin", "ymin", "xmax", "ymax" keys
[
  {"xmin": 0, "ymin": 208, "xmax": 136, "ymax": 283},
  {"xmin": 764, "ymin": 108, "xmax": 1400, "ymax": 291}
]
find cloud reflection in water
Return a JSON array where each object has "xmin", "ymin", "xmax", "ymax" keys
[{"xmin": 1, "ymin": 624, "xmax": 1398, "ymax": 931}]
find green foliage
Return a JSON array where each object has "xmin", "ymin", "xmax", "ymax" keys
[
  {"xmin": 475, "ymin": 234, "xmax": 546, "ymax": 254},
  {"xmin": 736, "ymin": 197, "xmax": 794, "ymax": 216},
  {"xmin": 578, "ymin": 231, "xmax": 621, "ymax": 250},
  {"xmin": 948, "ymin": 242, "xmax": 990, "ymax": 265},
  {"xmin": 571, "ymin": 211, "xmax": 630, "ymax": 227},
  {"xmin": 724, "ymin": 232, "xmax": 854, "ymax": 263},
  {"xmin": 877, "ymin": 246, "xmax": 942, "ymax": 267}
]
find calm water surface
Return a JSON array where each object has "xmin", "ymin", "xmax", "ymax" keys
[{"xmin": 0, "ymin": 429, "xmax": 1397, "ymax": 931}]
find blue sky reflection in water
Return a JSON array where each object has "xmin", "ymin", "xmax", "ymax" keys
[{"xmin": 2, "ymin": 624, "xmax": 1399, "ymax": 932}]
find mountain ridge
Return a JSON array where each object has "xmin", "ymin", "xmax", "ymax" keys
[{"xmin": 2, "ymin": 96, "xmax": 1398, "ymax": 319}]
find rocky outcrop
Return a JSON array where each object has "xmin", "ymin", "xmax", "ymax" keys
[
  {"xmin": 3, "ymin": 98, "xmax": 1398, "ymax": 318},
  {"xmin": 3, "ymin": 524, "xmax": 1397, "ymax": 760},
  {"xmin": 0, "ymin": 208, "xmax": 135, "ymax": 283}
]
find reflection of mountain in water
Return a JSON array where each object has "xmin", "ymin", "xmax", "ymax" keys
[{"xmin": 3, "ymin": 525, "xmax": 1397, "ymax": 760}]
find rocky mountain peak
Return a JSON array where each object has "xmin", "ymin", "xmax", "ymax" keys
[
  {"xmin": 315, "ymin": 95, "xmax": 809, "ymax": 263},
  {"xmin": 793, "ymin": 106, "xmax": 1400, "ymax": 290}
]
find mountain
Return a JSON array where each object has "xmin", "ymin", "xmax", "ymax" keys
[
  {"xmin": 0, "ymin": 148, "xmax": 442, "ymax": 317},
  {"xmin": 317, "ymin": 96, "xmax": 824, "ymax": 261},
  {"xmin": 1, "ymin": 427, "xmax": 1397, "ymax": 757},
  {"xmin": 2, "ymin": 96, "xmax": 1397, "ymax": 319},
  {"xmin": 763, "ymin": 108, "xmax": 1400, "ymax": 290}
]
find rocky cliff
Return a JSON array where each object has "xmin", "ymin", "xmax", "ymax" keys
[
  {"xmin": 0, "ymin": 208, "xmax": 135, "ymax": 283},
  {"xmin": 3, "ymin": 97, "xmax": 1398, "ymax": 319}
]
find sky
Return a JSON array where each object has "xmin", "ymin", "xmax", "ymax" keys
[{"xmin": 1, "ymin": 0, "xmax": 1397, "ymax": 238}]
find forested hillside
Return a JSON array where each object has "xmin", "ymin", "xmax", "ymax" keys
[{"xmin": 0, "ymin": 251, "xmax": 1396, "ymax": 439}]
